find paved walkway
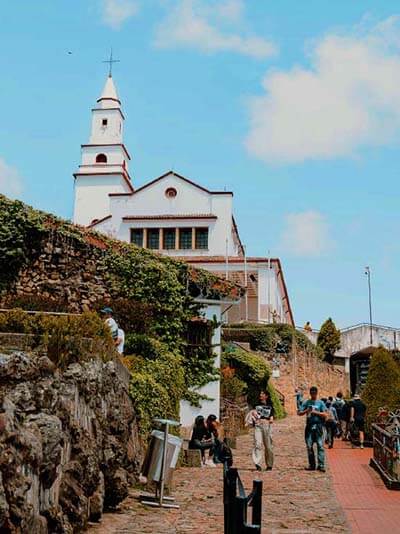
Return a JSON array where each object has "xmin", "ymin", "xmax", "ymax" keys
[
  {"xmin": 90, "ymin": 416, "xmax": 349, "ymax": 533},
  {"xmin": 328, "ymin": 440, "xmax": 400, "ymax": 534}
]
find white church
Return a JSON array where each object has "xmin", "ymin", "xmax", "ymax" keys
[
  {"xmin": 72, "ymin": 74, "xmax": 293, "ymax": 425},
  {"xmin": 73, "ymin": 74, "xmax": 294, "ymax": 327}
]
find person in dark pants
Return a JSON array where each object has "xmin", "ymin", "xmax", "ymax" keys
[
  {"xmin": 350, "ymin": 394, "xmax": 367, "ymax": 449},
  {"xmin": 298, "ymin": 386, "xmax": 328, "ymax": 472},
  {"xmin": 189, "ymin": 415, "xmax": 214, "ymax": 466},
  {"xmin": 325, "ymin": 399, "xmax": 339, "ymax": 449}
]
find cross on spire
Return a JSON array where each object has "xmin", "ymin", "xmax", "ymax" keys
[{"xmin": 102, "ymin": 48, "xmax": 120, "ymax": 77}]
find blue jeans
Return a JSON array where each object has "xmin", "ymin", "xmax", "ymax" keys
[{"xmin": 305, "ymin": 425, "xmax": 325, "ymax": 469}]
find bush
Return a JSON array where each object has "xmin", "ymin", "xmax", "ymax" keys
[
  {"xmin": 221, "ymin": 344, "xmax": 284, "ymax": 419},
  {"xmin": 362, "ymin": 347, "xmax": 400, "ymax": 428},
  {"xmin": 126, "ymin": 342, "xmax": 185, "ymax": 434},
  {"xmin": 317, "ymin": 318, "xmax": 341, "ymax": 363},
  {"xmin": 0, "ymin": 309, "xmax": 114, "ymax": 367},
  {"xmin": 223, "ymin": 323, "xmax": 322, "ymax": 359},
  {"xmin": 94, "ymin": 298, "xmax": 154, "ymax": 335}
]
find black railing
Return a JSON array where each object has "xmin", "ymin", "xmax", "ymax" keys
[
  {"xmin": 370, "ymin": 409, "xmax": 400, "ymax": 490},
  {"xmin": 223, "ymin": 463, "xmax": 262, "ymax": 533}
]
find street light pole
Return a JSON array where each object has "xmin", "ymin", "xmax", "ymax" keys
[{"xmin": 365, "ymin": 266, "xmax": 373, "ymax": 345}]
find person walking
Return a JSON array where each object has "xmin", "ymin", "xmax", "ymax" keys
[
  {"xmin": 100, "ymin": 307, "xmax": 119, "ymax": 343},
  {"xmin": 298, "ymin": 386, "xmax": 328, "ymax": 472},
  {"xmin": 333, "ymin": 392, "xmax": 346, "ymax": 438},
  {"xmin": 295, "ymin": 387, "xmax": 304, "ymax": 411},
  {"xmin": 245, "ymin": 390, "xmax": 274, "ymax": 471},
  {"xmin": 350, "ymin": 394, "xmax": 367, "ymax": 449},
  {"xmin": 325, "ymin": 398, "xmax": 339, "ymax": 449}
]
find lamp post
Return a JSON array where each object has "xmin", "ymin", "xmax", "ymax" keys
[{"xmin": 365, "ymin": 266, "xmax": 373, "ymax": 345}]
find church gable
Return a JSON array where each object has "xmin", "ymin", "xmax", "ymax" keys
[{"xmin": 110, "ymin": 171, "xmax": 231, "ymax": 218}]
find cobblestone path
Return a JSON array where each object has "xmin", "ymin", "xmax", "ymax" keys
[{"xmin": 90, "ymin": 416, "xmax": 349, "ymax": 533}]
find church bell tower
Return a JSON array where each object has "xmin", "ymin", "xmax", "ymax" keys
[{"xmin": 73, "ymin": 73, "xmax": 133, "ymax": 226}]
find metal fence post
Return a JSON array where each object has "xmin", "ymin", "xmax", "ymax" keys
[{"xmin": 251, "ymin": 479, "xmax": 262, "ymax": 527}]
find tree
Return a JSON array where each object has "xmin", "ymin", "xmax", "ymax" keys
[
  {"xmin": 317, "ymin": 318, "xmax": 341, "ymax": 363},
  {"xmin": 362, "ymin": 347, "xmax": 400, "ymax": 428}
]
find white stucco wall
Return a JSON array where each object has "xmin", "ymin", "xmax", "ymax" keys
[
  {"xmin": 179, "ymin": 302, "xmax": 222, "ymax": 428},
  {"xmin": 97, "ymin": 172, "xmax": 238, "ymax": 256},
  {"xmin": 73, "ymin": 174, "xmax": 127, "ymax": 226},
  {"xmin": 90, "ymin": 108, "xmax": 123, "ymax": 145}
]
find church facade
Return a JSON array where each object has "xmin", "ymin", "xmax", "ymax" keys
[{"xmin": 73, "ymin": 75, "xmax": 294, "ymax": 327}]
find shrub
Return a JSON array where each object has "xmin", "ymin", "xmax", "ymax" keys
[
  {"xmin": 317, "ymin": 318, "xmax": 341, "ymax": 363},
  {"xmin": 126, "ymin": 344, "xmax": 185, "ymax": 434},
  {"xmin": 3, "ymin": 294, "xmax": 69, "ymax": 312},
  {"xmin": 221, "ymin": 344, "xmax": 284, "ymax": 418},
  {"xmin": 94, "ymin": 298, "xmax": 154, "ymax": 335},
  {"xmin": 223, "ymin": 323, "xmax": 322, "ymax": 359},
  {"xmin": 362, "ymin": 347, "xmax": 400, "ymax": 428},
  {"xmin": 0, "ymin": 309, "xmax": 114, "ymax": 367}
]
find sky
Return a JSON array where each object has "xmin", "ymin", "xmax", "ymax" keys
[{"xmin": 1, "ymin": 0, "xmax": 400, "ymax": 329}]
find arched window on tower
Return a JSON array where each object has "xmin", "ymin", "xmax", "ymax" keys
[{"xmin": 95, "ymin": 153, "xmax": 107, "ymax": 163}]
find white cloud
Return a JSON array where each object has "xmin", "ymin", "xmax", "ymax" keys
[
  {"xmin": 101, "ymin": 0, "xmax": 139, "ymax": 29},
  {"xmin": 154, "ymin": 0, "xmax": 276, "ymax": 59},
  {"xmin": 245, "ymin": 16, "xmax": 400, "ymax": 163},
  {"xmin": 281, "ymin": 211, "xmax": 332, "ymax": 257},
  {"xmin": 0, "ymin": 158, "xmax": 23, "ymax": 199}
]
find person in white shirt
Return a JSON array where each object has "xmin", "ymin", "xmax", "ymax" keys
[
  {"xmin": 100, "ymin": 307, "xmax": 119, "ymax": 344},
  {"xmin": 116, "ymin": 328, "xmax": 125, "ymax": 354}
]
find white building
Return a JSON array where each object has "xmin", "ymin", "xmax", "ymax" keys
[{"xmin": 73, "ymin": 74, "xmax": 294, "ymax": 425}]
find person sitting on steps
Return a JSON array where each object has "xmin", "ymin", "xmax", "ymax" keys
[{"xmin": 189, "ymin": 415, "xmax": 215, "ymax": 467}]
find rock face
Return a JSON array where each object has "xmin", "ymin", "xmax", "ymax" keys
[{"xmin": 0, "ymin": 350, "xmax": 142, "ymax": 533}]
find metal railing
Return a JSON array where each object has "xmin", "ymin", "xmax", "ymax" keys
[
  {"xmin": 370, "ymin": 409, "xmax": 400, "ymax": 490},
  {"xmin": 223, "ymin": 463, "xmax": 262, "ymax": 533}
]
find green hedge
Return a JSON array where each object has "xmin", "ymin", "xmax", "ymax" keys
[
  {"xmin": 223, "ymin": 323, "xmax": 323, "ymax": 359},
  {"xmin": 221, "ymin": 343, "xmax": 285, "ymax": 419}
]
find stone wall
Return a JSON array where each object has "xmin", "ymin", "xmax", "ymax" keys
[
  {"xmin": 2, "ymin": 233, "xmax": 111, "ymax": 311},
  {"xmin": 0, "ymin": 346, "xmax": 142, "ymax": 533},
  {"xmin": 266, "ymin": 349, "xmax": 349, "ymax": 415}
]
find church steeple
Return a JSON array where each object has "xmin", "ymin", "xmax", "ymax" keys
[
  {"xmin": 97, "ymin": 75, "xmax": 121, "ymax": 108},
  {"xmin": 73, "ymin": 74, "xmax": 133, "ymax": 226}
]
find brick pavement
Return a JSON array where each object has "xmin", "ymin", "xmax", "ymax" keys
[
  {"xmin": 328, "ymin": 440, "xmax": 400, "ymax": 534},
  {"xmin": 90, "ymin": 416, "xmax": 349, "ymax": 533}
]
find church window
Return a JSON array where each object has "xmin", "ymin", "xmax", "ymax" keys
[
  {"xmin": 102, "ymin": 118, "xmax": 108, "ymax": 126},
  {"xmin": 163, "ymin": 228, "xmax": 176, "ymax": 249},
  {"xmin": 130, "ymin": 228, "xmax": 143, "ymax": 247},
  {"xmin": 147, "ymin": 229, "xmax": 160, "ymax": 249},
  {"xmin": 195, "ymin": 228, "xmax": 208, "ymax": 249},
  {"xmin": 179, "ymin": 228, "xmax": 192, "ymax": 249},
  {"xmin": 96, "ymin": 153, "xmax": 107, "ymax": 163},
  {"xmin": 165, "ymin": 187, "xmax": 177, "ymax": 198}
]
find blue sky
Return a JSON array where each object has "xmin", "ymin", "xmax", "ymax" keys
[{"xmin": 1, "ymin": 0, "xmax": 399, "ymax": 328}]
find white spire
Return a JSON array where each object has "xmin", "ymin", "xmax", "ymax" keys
[{"xmin": 97, "ymin": 75, "xmax": 121, "ymax": 109}]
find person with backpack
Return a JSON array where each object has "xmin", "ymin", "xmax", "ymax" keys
[
  {"xmin": 333, "ymin": 392, "xmax": 346, "ymax": 437},
  {"xmin": 325, "ymin": 398, "xmax": 339, "ymax": 448},
  {"xmin": 298, "ymin": 386, "xmax": 328, "ymax": 472},
  {"xmin": 350, "ymin": 394, "xmax": 367, "ymax": 449}
]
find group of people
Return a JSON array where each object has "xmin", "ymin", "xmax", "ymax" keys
[
  {"xmin": 188, "ymin": 414, "xmax": 232, "ymax": 467},
  {"xmin": 296, "ymin": 386, "xmax": 367, "ymax": 472}
]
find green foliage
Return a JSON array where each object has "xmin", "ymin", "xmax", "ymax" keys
[
  {"xmin": 0, "ymin": 196, "xmax": 46, "ymax": 290},
  {"xmin": 0, "ymin": 310, "xmax": 114, "ymax": 367},
  {"xmin": 224, "ymin": 323, "xmax": 322, "ymax": 359},
  {"xmin": 94, "ymin": 298, "xmax": 154, "ymax": 335},
  {"xmin": 362, "ymin": 347, "xmax": 400, "ymax": 428},
  {"xmin": 267, "ymin": 382, "xmax": 286, "ymax": 419},
  {"xmin": 125, "ymin": 340, "xmax": 185, "ymax": 434},
  {"xmin": 221, "ymin": 344, "xmax": 284, "ymax": 418},
  {"xmin": 221, "ymin": 371, "xmax": 247, "ymax": 402},
  {"xmin": 317, "ymin": 318, "xmax": 341, "ymax": 362}
]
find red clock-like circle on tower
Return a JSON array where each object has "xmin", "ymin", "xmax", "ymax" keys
[{"xmin": 165, "ymin": 187, "xmax": 177, "ymax": 198}]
